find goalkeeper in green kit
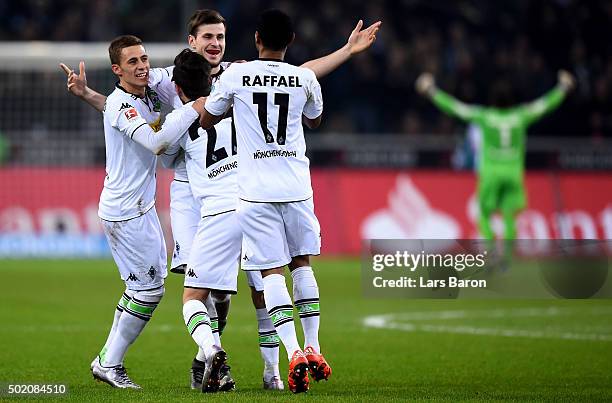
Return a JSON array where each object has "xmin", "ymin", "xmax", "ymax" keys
[{"xmin": 416, "ymin": 70, "xmax": 575, "ymax": 240}]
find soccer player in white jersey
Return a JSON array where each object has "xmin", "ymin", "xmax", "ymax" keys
[
  {"xmin": 62, "ymin": 9, "xmax": 380, "ymax": 391},
  {"xmin": 202, "ymin": 9, "xmax": 329, "ymax": 394},
  {"xmin": 158, "ymin": 49, "xmax": 240, "ymax": 392},
  {"xmin": 87, "ymin": 35, "xmax": 206, "ymax": 388}
]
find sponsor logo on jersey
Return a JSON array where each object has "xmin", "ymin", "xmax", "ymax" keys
[
  {"xmin": 253, "ymin": 149, "xmax": 297, "ymax": 160},
  {"xmin": 127, "ymin": 273, "xmax": 139, "ymax": 281},
  {"xmin": 208, "ymin": 161, "xmax": 238, "ymax": 179},
  {"xmin": 124, "ymin": 108, "xmax": 139, "ymax": 122},
  {"xmin": 119, "ymin": 102, "xmax": 133, "ymax": 110}
]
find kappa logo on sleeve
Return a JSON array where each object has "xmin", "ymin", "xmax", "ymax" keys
[{"xmin": 124, "ymin": 107, "xmax": 139, "ymax": 122}]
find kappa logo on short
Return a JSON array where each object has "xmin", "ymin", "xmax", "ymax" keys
[
  {"xmin": 127, "ymin": 273, "xmax": 139, "ymax": 281},
  {"xmin": 148, "ymin": 266, "xmax": 156, "ymax": 280},
  {"xmin": 124, "ymin": 107, "xmax": 139, "ymax": 122},
  {"xmin": 187, "ymin": 268, "xmax": 198, "ymax": 278}
]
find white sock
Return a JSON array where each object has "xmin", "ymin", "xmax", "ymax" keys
[
  {"xmin": 102, "ymin": 287, "xmax": 163, "ymax": 367},
  {"xmin": 196, "ymin": 347, "xmax": 206, "ymax": 362},
  {"xmin": 292, "ymin": 266, "xmax": 320, "ymax": 352},
  {"xmin": 204, "ymin": 295, "xmax": 221, "ymax": 347},
  {"xmin": 256, "ymin": 307, "xmax": 280, "ymax": 378},
  {"xmin": 99, "ymin": 290, "xmax": 133, "ymax": 360},
  {"xmin": 263, "ymin": 273, "xmax": 301, "ymax": 361},
  {"xmin": 183, "ymin": 299, "xmax": 216, "ymax": 359}
]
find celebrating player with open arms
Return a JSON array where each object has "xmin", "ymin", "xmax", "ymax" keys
[
  {"xmin": 416, "ymin": 70, "xmax": 575, "ymax": 240},
  {"xmin": 85, "ymin": 35, "xmax": 207, "ymax": 389},
  {"xmin": 61, "ymin": 9, "xmax": 380, "ymax": 391}
]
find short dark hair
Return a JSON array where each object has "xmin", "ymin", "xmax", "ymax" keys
[
  {"xmin": 256, "ymin": 9, "xmax": 294, "ymax": 51},
  {"xmin": 108, "ymin": 35, "xmax": 143, "ymax": 65},
  {"xmin": 489, "ymin": 79, "xmax": 516, "ymax": 108},
  {"xmin": 172, "ymin": 49, "xmax": 212, "ymax": 100},
  {"xmin": 188, "ymin": 9, "xmax": 226, "ymax": 36}
]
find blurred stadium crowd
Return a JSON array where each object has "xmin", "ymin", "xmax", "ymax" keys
[{"xmin": 0, "ymin": 0, "xmax": 611, "ymax": 142}]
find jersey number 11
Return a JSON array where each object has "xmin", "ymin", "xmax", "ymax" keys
[{"xmin": 253, "ymin": 92, "xmax": 289, "ymax": 145}]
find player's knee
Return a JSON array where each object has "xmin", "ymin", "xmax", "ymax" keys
[
  {"xmin": 250, "ymin": 287, "xmax": 265, "ymax": 308},
  {"xmin": 262, "ymin": 268, "xmax": 284, "ymax": 277},
  {"xmin": 289, "ymin": 255, "xmax": 310, "ymax": 270},
  {"xmin": 183, "ymin": 287, "xmax": 208, "ymax": 304},
  {"xmin": 126, "ymin": 286, "xmax": 164, "ymax": 321},
  {"xmin": 135, "ymin": 286, "xmax": 165, "ymax": 303},
  {"xmin": 211, "ymin": 291, "xmax": 231, "ymax": 304},
  {"xmin": 123, "ymin": 288, "xmax": 136, "ymax": 299}
]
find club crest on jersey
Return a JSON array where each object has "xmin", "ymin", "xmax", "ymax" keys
[
  {"xmin": 124, "ymin": 107, "xmax": 139, "ymax": 122},
  {"xmin": 146, "ymin": 87, "xmax": 162, "ymax": 112}
]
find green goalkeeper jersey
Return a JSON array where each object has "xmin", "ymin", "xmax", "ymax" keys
[{"xmin": 431, "ymin": 87, "xmax": 566, "ymax": 177}]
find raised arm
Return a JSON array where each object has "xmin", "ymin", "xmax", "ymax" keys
[
  {"xmin": 519, "ymin": 70, "xmax": 575, "ymax": 125},
  {"xmin": 416, "ymin": 73, "xmax": 481, "ymax": 122},
  {"xmin": 60, "ymin": 61, "xmax": 106, "ymax": 112},
  {"xmin": 300, "ymin": 20, "xmax": 382, "ymax": 79}
]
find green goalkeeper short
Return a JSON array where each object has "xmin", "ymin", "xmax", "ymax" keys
[{"xmin": 477, "ymin": 173, "xmax": 526, "ymax": 214}]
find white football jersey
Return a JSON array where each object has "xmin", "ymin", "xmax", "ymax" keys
[
  {"xmin": 149, "ymin": 62, "xmax": 232, "ymax": 182},
  {"xmin": 148, "ymin": 66, "xmax": 188, "ymax": 181},
  {"xmin": 99, "ymin": 84, "xmax": 199, "ymax": 221},
  {"xmin": 205, "ymin": 59, "xmax": 323, "ymax": 202},
  {"xmin": 178, "ymin": 117, "xmax": 238, "ymax": 217}
]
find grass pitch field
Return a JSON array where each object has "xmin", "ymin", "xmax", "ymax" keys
[{"xmin": 1, "ymin": 258, "xmax": 612, "ymax": 402}]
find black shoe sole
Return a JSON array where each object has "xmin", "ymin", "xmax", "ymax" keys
[
  {"xmin": 308, "ymin": 361, "xmax": 331, "ymax": 382},
  {"xmin": 219, "ymin": 376, "xmax": 236, "ymax": 392},
  {"xmin": 202, "ymin": 351, "xmax": 227, "ymax": 393},
  {"xmin": 290, "ymin": 363, "xmax": 309, "ymax": 394}
]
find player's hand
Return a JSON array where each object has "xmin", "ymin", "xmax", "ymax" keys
[
  {"xmin": 415, "ymin": 73, "xmax": 436, "ymax": 97},
  {"xmin": 346, "ymin": 19, "xmax": 382, "ymax": 56},
  {"xmin": 558, "ymin": 69, "xmax": 576, "ymax": 92},
  {"xmin": 60, "ymin": 61, "xmax": 88, "ymax": 98},
  {"xmin": 191, "ymin": 97, "xmax": 207, "ymax": 115}
]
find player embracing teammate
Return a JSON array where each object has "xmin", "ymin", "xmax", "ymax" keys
[
  {"xmin": 62, "ymin": 7, "xmax": 380, "ymax": 394},
  {"xmin": 202, "ymin": 9, "xmax": 331, "ymax": 393}
]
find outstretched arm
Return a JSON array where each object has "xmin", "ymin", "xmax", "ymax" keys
[
  {"xmin": 131, "ymin": 99, "xmax": 205, "ymax": 155},
  {"xmin": 300, "ymin": 20, "xmax": 382, "ymax": 79},
  {"xmin": 60, "ymin": 61, "xmax": 106, "ymax": 112},
  {"xmin": 416, "ymin": 73, "xmax": 481, "ymax": 122},
  {"xmin": 520, "ymin": 70, "xmax": 575, "ymax": 125}
]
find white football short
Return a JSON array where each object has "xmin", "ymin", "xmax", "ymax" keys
[
  {"xmin": 238, "ymin": 198, "xmax": 321, "ymax": 270},
  {"xmin": 246, "ymin": 270, "xmax": 264, "ymax": 292},
  {"xmin": 101, "ymin": 206, "xmax": 167, "ymax": 291},
  {"xmin": 184, "ymin": 210, "xmax": 241, "ymax": 293},
  {"xmin": 169, "ymin": 180, "xmax": 200, "ymax": 270}
]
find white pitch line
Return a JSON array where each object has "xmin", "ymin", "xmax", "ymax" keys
[{"xmin": 363, "ymin": 306, "xmax": 612, "ymax": 342}]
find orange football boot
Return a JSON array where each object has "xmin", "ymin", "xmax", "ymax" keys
[
  {"xmin": 288, "ymin": 350, "xmax": 310, "ymax": 393},
  {"xmin": 304, "ymin": 346, "xmax": 332, "ymax": 381}
]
